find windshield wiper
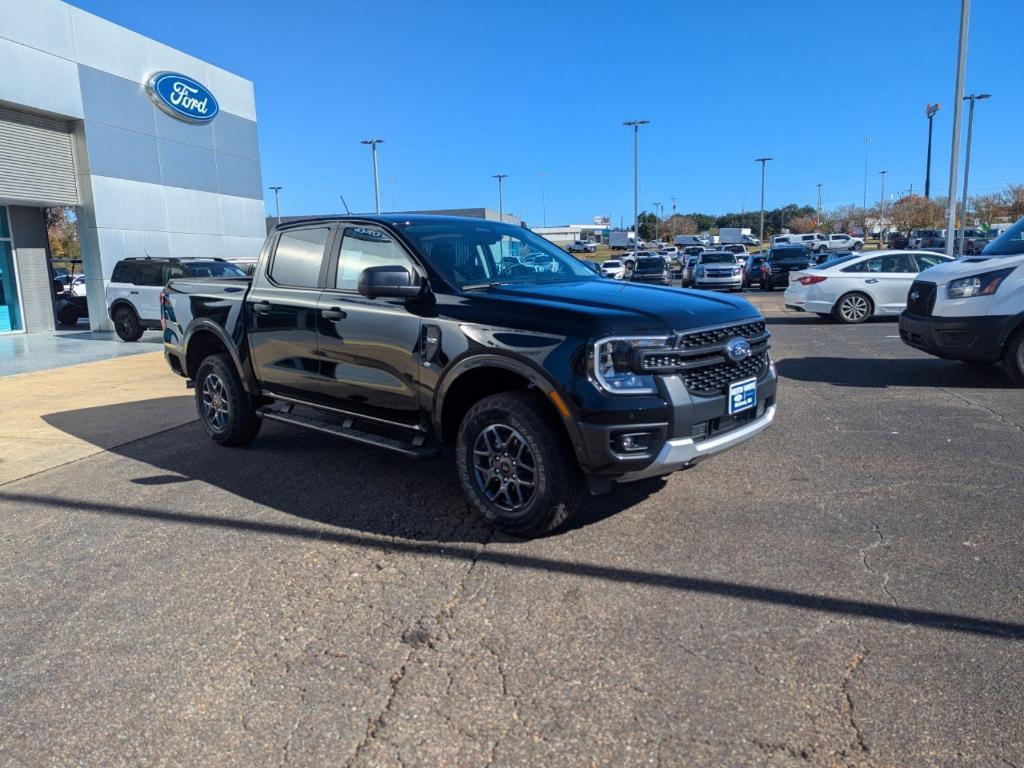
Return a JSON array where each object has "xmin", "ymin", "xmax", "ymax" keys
[{"xmin": 461, "ymin": 281, "xmax": 503, "ymax": 291}]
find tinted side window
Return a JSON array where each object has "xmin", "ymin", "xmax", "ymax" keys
[
  {"xmin": 336, "ymin": 226, "xmax": 413, "ymax": 291},
  {"xmin": 914, "ymin": 254, "xmax": 947, "ymax": 270},
  {"xmin": 842, "ymin": 259, "xmax": 869, "ymax": 273},
  {"xmin": 271, "ymin": 228, "xmax": 330, "ymax": 287},
  {"xmin": 135, "ymin": 263, "xmax": 165, "ymax": 286},
  {"xmin": 111, "ymin": 262, "xmax": 135, "ymax": 283},
  {"xmin": 166, "ymin": 265, "xmax": 186, "ymax": 281}
]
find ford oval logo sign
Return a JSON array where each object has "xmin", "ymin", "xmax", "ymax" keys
[
  {"xmin": 146, "ymin": 72, "xmax": 219, "ymax": 123},
  {"xmin": 725, "ymin": 337, "xmax": 752, "ymax": 362}
]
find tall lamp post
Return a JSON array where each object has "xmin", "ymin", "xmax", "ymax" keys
[
  {"xmin": 540, "ymin": 171, "xmax": 548, "ymax": 228},
  {"xmin": 945, "ymin": 0, "xmax": 971, "ymax": 259},
  {"xmin": 268, "ymin": 186, "xmax": 282, "ymax": 225},
  {"xmin": 879, "ymin": 170, "xmax": 888, "ymax": 244},
  {"xmin": 924, "ymin": 103, "xmax": 941, "ymax": 198},
  {"xmin": 959, "ymin": 93, "xmax": 990, "ymax": 253},
  {"xmin": 754, "ymin": 157, "xmax": 772, "ymax": 244},
  {"xmin": 653, "ymin": 202, "xmax": 662, "ymax": 240},
  {"xmin": 492, "ymin": 174, "xmax": 507, "ymax": 221},
  {"xmin": 816, "ymin": 183, "xmax": 823, "ymax": 228},
  {"xmin": 624, "ymin": 120, "xmax": 650, "ymax": 246},
  {"xmin": 360, "ymin": 139, "xmax": 384, "ymax": 213}
]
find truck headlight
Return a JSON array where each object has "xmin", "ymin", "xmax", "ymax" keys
[
  {"xmin": 947, "ymin": 267, "xmax": 1014, "ymax": 299},
  {"xmin": 590, "ymin": 337, "xmax": 667, "ymax": 395}
]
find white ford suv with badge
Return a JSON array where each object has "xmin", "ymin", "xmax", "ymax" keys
[{"xmin": 899, "ymin": 216, "xmax": 1024, "ymax": 383}]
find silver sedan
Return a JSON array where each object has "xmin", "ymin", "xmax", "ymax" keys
[{"xmin": 783, "ymin": 250, "xmax": 953, "ymax": 323}]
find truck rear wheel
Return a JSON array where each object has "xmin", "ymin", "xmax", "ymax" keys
[
  {"xmin": 456, "ymin": 391, "xmax": 582, "ymax": 538},
  {"xmin": 194, "ymin": 353, "xmax": 261, "ymax": 446}
]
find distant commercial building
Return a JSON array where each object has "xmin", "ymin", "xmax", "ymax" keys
[{"xmin": 0, "ymin": 0, "xmax": 265, "ymax": 333}]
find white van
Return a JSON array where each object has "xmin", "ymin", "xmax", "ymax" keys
[{"xmin": 899, "ymin": 216, "xmax": 1024, "ymax": 383}]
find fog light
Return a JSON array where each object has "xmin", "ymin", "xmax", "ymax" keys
[{"xmin": 613, "ymin": 431, "xmax": 653, "ymax": 453}]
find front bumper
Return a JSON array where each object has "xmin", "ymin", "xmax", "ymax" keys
[
  {"xmin": 617, "ymin": 404, "xmax": 776, "ymax": 482},
  {"xmin": 899, "ymin": 312, "xmax": 1008, "ymax": 363},
  {"xmin": 695, "ymin": 275, "xmax": 743, "ymax": 289}
]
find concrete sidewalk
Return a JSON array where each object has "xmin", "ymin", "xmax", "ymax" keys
[{"xmin": 0, "ymin": 351, "xmax": 195, "ymax": 485}]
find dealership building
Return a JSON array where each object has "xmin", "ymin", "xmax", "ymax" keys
[{"xmin": 0, "ymin": 0, "xmax": 265, "ymax": 333}]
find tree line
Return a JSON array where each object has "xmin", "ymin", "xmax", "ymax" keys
[{"xmin": 637, "ymin": 182, "xmax": 1024, "ymax": 241}]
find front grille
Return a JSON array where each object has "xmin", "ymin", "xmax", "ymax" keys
[
  {"xmin": 682, "ymin": 352, "xmax": 768, "ymax": 395},
  {"xmin": 906, "ymin": 281, "xmax": 936, "ymax": 316},
  {"xmin": 675, "ymin": 320, "xmax": 766, "ymax": 349}
]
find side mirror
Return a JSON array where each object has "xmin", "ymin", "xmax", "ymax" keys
[{"xmin": 357, "ymin": 265, "xmax": 422, "ymax": 299}]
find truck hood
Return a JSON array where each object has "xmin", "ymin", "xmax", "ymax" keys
[
  {"xmin": 916, "ymin": 254, "xmax": 1024, "ymax": 286},
  {"xmin": 457, "ymin": 279, "xmax": 760, "ymax": 337}
]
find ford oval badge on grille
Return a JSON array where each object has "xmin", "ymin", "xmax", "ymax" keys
[{"xmin": 725, "ymin": 337, "xmax": 752, "ymax": 362}]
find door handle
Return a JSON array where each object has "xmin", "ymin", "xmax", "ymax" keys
[
  {"xmin": 865, "ymin": 278, "xmax": 879, "ymax": 284},
  {"xmin": 130, "ymin": 290, "xmax": 139, "ymax": 295},
  {"xmin": 321, "ymin": 307, "xmax": 346, "ymax": 321},
  {"xmin": 253, "ymin": 300, "xmax": 272, "ymax": 315}
]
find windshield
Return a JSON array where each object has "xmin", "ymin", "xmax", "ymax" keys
[
  {"xmin": 981, "ymin": 217, "xmax": 1024, "ymax": 257},
  {"xmin": 635, "ymin": 257, "xmax": 666, "ymax": 270},
  {"xmin": 769, "ymin": 247, "xmax": 809, "ymax": 261},
  {"xmin": 397, "ymin": 219, "xmax": 597, "ymax": 288},
  {"xmin": 185, "ymin": 261, "xmax": 247, "ymax": 277},
  {"xmin": 700, "ymin": 253, "xmax": 737, "ymax": 264}
]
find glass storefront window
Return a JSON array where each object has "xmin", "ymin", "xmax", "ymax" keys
[{"xmin": 0, "ymin": 206, "xmax": 23, "ymax": 332}]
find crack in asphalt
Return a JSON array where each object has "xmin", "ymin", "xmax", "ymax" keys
[
  {"xmin": 344, "ymin": 524, "xmax": 494, "ymax": 767},
  {"xmin": 840, "ymin": 649, "xmax": 869, "ymax": 758},
  {"xmin": 939, "ymin": 386, "xmax": 1024, "ymax": 433},
  {"xmin": 860, "ymin": 521, "xmax": 901, "ymax": 611}
]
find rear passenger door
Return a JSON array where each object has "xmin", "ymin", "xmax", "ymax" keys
[
  {"xmin": 130, "ymin": 262, "xmax": 166, "ymax": 322},
  {"xmin": 316, "ymin": 224, "xmax": 423, "ymax": 426},
  {"xmin": 246, "ymin": 225, "xmax": 333, "ymax": 400}
]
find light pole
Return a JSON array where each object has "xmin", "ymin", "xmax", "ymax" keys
[
  {"xmin": 959, "ymin": 93, "xmax": 990, "ymax": 253},
  {"xmin": 653, "ymin": 202, "xmax": 662, "ymax": 240},
  {"xmin": 816, "ymin": 183, "xmax": 823, "ymax": 229},
  {"xmin": 754, "ymin": 157, "xmax": 772, "ymax": 243},
  {"xmin": 268, "ymin": 186, "xmax": 282, "ymax": 225},
  {"xmin": 492, "ymin": 174, "xmax": 507, "ymax": 221},
  {"xmin": 624, "ymin": 120, "xmax": 650, "ymax": 246},
  {"xmin": 862, "ymin": 137, "xmax": 872, "ymax": 212},
  {"xmin": 924, "ymin": 103, "xmax": 941, "ymax": 198},
  {"xmin": 360, "ymin": 139, "xmax": 384, "ymax": 213},
  {"xmin": 945, "ymin": 0, "xmax": 970, "ymax": 259},
  {"xmin": 540, "ymin": 171, "xmax": 548, "ymax": 228},
  {"xmin": 879, "ymin": 170, "xmax": 887, "ymax": 245}
]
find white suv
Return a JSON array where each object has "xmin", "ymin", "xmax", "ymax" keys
[
  {"xmin": 106, "ymin": 257, "xmax": 247, "ymax": 341},
  {"xmin": 899, "ymin": 216, "xmax": 1024, "ymax": 383}
]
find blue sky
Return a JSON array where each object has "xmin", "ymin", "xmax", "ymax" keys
[{"xmin": 74, "ymin": 0, "xmax": 1024, "ymax": 225}]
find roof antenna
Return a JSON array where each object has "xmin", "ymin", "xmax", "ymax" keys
[{"xmin": 339, "ymin": 194, "xmax": 351, "ymax": 214}]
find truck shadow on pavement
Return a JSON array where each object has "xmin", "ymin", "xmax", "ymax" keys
[
  {"xmin": 777, "ymin": 356, "xmax": 1016, "ymax": 389},
  {"xmin": 41, "ymin": 397, "xmax": 662, "ymax": 544},
  {"xmin": 30, "ymin": 397, "xmax": 1024, "ymax": 640}
]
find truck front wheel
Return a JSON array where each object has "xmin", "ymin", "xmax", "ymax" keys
[
  {"xmin": 456, "ymin": 391, "xmax": 582, "ymax": 538},
  {"xmin": 194, "ymin": 353, "xmax": 261, "ymax": 446},
  {"xmin": 1003, "ymin": 333, "xmax": 1024, "ymax": 385}
]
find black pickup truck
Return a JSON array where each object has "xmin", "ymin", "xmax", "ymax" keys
[{"xmin": 162, "ymin": 215, "xmax": 777, "ymax": 537}]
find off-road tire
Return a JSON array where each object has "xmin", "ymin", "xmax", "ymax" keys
[
  {"xmin": 194, "ymin": 353, "xmax": 261, "ymax": 446},
  {"xmin": 456, "ymin": 391, "xmax": 582, "ymax": 538},
  {"xmin": 113, "ymin": 306, "xmax": 144, "ymax": 341}
]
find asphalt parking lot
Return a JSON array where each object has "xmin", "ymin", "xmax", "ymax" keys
[{"xmin": 1, "ymin": 298, "xmax": 1022, "ymax": 767}]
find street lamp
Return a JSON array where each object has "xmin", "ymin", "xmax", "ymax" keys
[
  {"xmin": 653, "ymin": 202, "xmax": 661, "ymax": 240},
  {"xmin": 959, "ymin": 93, "xmax": 990, "ymax": 253},
  {"xmin": 944, "ymin": 0, "xmax": 970, "ymax": 258},
  {"xmin": 816, "ymin": 183, "xmax": 823, "ymax": 228},
  {"xmin": 268, "ymin": 186, "xmax": 282, "ymax": 225},
  {"xmin": 540, "ymin": 171, "xmax": 548, "ymax": 228},
  {"xmin": 879, "ymin": 170, "xmax": 887, "ymax": 244},
  {"xmin": 360, "ymin": 139, "xmax": 384, "ymax": 214},
  {"xmin": 492, "ymin": 174, "xmax": 507, "ymax": 221},
  {"xmin": 754, "ymin": 157, "xmax": 772, "ymax": 243},
  {"xmin": 624, "ymin": 120, "xmax": 650, "ymax": 246},
  {"xmin": 924, "ymin": 103, "xmax": 941, "ymax": 198},
  {"xmin": 862, "ymin": 138, "xmax": 872, "ymax": 212}
]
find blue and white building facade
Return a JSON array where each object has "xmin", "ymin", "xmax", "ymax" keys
[{"xmin": 0, "ymin": 0, "xmax": 265, "ymax": 332}]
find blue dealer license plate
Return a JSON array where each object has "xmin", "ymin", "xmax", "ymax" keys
[{"xmin": 728, "ymin": 377, "xmax": 757, "ymax": 415}]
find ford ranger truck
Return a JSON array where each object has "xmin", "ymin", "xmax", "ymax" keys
[{"xmin": 162, "ymin": 215, "xmax": 777, "ymax": 537}]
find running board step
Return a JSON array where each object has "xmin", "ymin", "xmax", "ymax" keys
[{"xmin": 256, "ymin": 407, "xmax": 441, "ymax": 459}]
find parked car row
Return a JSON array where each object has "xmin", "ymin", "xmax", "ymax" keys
[{"xmin": 771, "ymin": 233, "xmax": 864, "ymax": 253}]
